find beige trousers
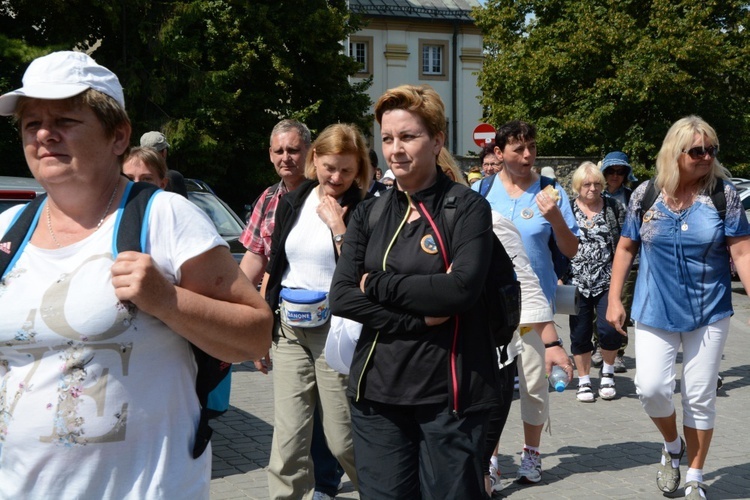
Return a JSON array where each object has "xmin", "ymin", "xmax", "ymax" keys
[{"xmin": 267, "ymin": 320, "xmax": 357, "ymax": 500}]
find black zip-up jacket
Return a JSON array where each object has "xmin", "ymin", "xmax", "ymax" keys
[
  {"xmin": 329, "ymin": 170, "xmax": 501, "ymax": 415},
  {"xmin": 265, "ymin": 180, "xmax": 365, "ymax": 315}
]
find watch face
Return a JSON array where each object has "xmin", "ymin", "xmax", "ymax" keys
[{"xmin": 334, "ymin": 234, "xmax": 344, "ymax": 243}]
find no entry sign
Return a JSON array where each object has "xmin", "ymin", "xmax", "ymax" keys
[{"xmin": 473, "ymin": 123, "xmax": 496, "ymax": 147}]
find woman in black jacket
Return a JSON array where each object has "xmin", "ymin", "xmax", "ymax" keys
[
  {"xmin": 329, "ymin": 85, "xmax": 500, "ymax": 499},
  {"xmin": 261, "ymin": 123, "xmax": 370, "ymax": 499}
]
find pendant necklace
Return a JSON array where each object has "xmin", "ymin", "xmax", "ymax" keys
[{"xmin": 46, "ymin": 184, "xmax": 119, "ymax": 248}]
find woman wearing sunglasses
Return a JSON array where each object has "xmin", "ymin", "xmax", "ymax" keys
[
  {"xmin": 607, "ymin": 116, "xmax": 750, "ymax": 500},
  {"xmin": 601, "ymin": 151, "xmax": 634, "ymax": 207}
]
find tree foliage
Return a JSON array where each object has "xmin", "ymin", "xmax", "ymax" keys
[
  {"xmin": 475, "ymin": 0, "xmax": 750, "ymax": 170},
  {"xmin": 0, "ymin": 0, "xmax": 371, "ymax": 208}
]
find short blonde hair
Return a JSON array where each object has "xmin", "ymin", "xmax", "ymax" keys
[
  {"xmin": 304, "ymin": 123, "xmax": 371, "ymax": 199},
  {"xmin": 374, "ymin": 84, "xmax": 446, "ymax": 139},
  {"xmin": 438, "ymin": 148, "xmax": 468, "ymax": 186},
  {"xmin": 571, "ymin": 161, "xmax": 605, "ymax": 193},
  {"xmin": 655, "ymin": 116, "xmax": 729, "ymax": 198}
]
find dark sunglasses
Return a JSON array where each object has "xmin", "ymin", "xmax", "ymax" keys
[
  {"xmin": 605, "ymin": 168, "xmax": 627, "ymax": 176},
  {"xmin": 682, "ymin": 145, "xmax": 718, "ymax": 160}
]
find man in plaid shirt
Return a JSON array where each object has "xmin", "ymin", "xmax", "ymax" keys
[{"xmin": 239, "ymin": 119, "xmax": 311, "ymax": 286}]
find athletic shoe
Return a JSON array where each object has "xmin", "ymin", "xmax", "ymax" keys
[
  {"xmin": 591, "ymin": 346, "xmax": 603, "ymax": 368},
  {"xmin": 613, "ymin": 355, "xmax": 627, "ymax": 373},
  {"xmin": 576, "ymin": 383, "xmax": 595, "ymax": 402},
  {"xmin": 517, "ymin": 448, "xmax": 542, "ymax": 484},
  {"xmin": 599, "ymin": 373, "xmax": 616, "ymax": 400},
  {"xmin": 489, "ymin": 464, "xmax": 504, "ymax": 493},
  {"xmin": 313, "ymin": 492, "xmax": 334, "ymax": 500}
]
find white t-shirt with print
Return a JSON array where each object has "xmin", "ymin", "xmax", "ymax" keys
[{"xmin": 0, "ymin": 190, "xmax": 226, "ymax": 499}]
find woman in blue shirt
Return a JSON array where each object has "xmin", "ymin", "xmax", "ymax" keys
[
  {"xmin": 607, "ymin": 116, "xmax": 750, "ymax": 500},
  {"xmin": 474, "ymin": 120, "xmax": 579, "ymax": 485}
]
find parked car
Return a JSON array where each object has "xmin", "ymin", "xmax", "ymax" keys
[
  {"xmin": 0, "ymin": 176, "xmax": 44, "ymax": 213},
  {"xmin": 734, "ymin": 181, "xmax": 750, "ymax": 220},
  {"xmin": 184, "ymin": 178, "xmax": 246, "ymax": 263},
  {"xmin": 1, "ymin": 175, "xmax": 246, "ymax": 264}
]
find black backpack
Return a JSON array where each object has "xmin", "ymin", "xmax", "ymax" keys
[
  {"xmin": 639, "ymin": 179, "xmax": 726, "ymax": 221},
  {"xmin": 367, "ymin": 184, "xmax": 521, "ymax": 354},
  {"xmin": 0, "ymin": 182, "xmax": 231, "ymax": 459}
]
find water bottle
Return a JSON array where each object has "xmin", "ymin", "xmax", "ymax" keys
[{"xmin": 548, "ymin": 365, "xmax": 569, "ymax": 392}]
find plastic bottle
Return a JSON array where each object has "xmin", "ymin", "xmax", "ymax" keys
[{"xmin": 548, "ymin": 365, "xmax": 569, "ymax": 392}]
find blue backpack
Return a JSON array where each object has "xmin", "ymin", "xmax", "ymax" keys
[{"xmin": 0, "ymin": 181, "xmax": 231, "ymax": 458}]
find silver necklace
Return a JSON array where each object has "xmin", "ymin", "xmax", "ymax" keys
[{"xmin": 46, "ymin": 184, "xmax": 119, "ymax": 248}]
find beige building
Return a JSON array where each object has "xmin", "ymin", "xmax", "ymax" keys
[{"xmin": 348, "ymin": 0, "xmax": 484, "ymax": 164}]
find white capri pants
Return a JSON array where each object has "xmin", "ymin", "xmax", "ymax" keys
[{"xmin": 634, "ymin": 317, "xmax": 730, "ymax": 430}]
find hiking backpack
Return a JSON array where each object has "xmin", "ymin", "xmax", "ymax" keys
[
  {"xmin": 639, "ymin": 179, "xmax": 726, "ymax": 220},
  {"xmin": 0, "ymin": 182, "xmax": 231, "ymax": 459},
  {"xmin": 367, "ymin": 184, "xmax": 521, "ymax": 354}
]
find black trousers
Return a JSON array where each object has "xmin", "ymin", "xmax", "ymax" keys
[
  {"xmin": 350, "ymin": 399, "xmax": 490, "ymax": 499},
  {"xmin": 482, "ymin": 358, "xmax": 517, "ymax": 469}
]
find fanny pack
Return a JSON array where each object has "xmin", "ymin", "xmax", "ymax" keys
[{"xmin": 279, "ymin": 288, "xmax": 330, "ymax": 328}]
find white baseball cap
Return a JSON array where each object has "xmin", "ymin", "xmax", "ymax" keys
[{"xmin": 0, "ymin": 51, "xmax": 125, "ymax": 116}]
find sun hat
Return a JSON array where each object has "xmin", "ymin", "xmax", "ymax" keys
[
  {"xmin": 467, "ymin": 171, "xmax": 482, "ymax": 183},
  {"xmin": 0, "ymin": 51, "xmax": 125, "ymax": 116},
  {"xmin": 601, "ymin": 151, "xmax": 631, "ymax": 171},
  {"xmin": 381, "ymin": 169, "xmax": 395, "ymax": 181},
  {"xmin": 140, "ymin": 131, "xmax": 170, "ymax": 151}
]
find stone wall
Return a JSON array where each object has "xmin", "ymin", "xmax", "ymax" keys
[{"xmin": 456, "ymin": 155, "xmax": 600, "ymax": 197}]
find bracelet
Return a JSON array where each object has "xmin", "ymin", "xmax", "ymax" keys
[{"xmin": 544, "ymin": 338, "xmax": 563, "ymax": 349}]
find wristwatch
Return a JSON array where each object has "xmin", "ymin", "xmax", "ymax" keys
[
  {"xmin": 544, "ymin": 338, "xmax": 563, "ymax": 349},
  {"xmin": 333, "ymin": 233, "xmax": 345, "ymax": 244}
]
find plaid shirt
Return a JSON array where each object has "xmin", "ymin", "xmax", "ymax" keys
[{"xmin": 239, "ymin": 182, "xmax": 289, "ymax": 257}]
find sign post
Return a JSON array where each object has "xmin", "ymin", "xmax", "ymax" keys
[{"xmin": 473, "ymin": 123, "xmax": 496, "ymax": 148}]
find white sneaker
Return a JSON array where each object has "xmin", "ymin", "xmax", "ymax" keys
[
  {"xmin": 517, "ymin": 448, "xmax": 542, "ymax": 484},
  {"xmin": 489, "ymin": 464, "xmax": 504, "ymax": 492}
]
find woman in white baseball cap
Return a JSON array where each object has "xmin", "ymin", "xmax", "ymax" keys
[{"xmin": 0, "ymin": 51, "xmax": 272, "ymax": 498}]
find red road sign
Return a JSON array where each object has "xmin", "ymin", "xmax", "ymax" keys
[{"xmin": 473, "ymin": 123, "xmax": 496, "ymax": 148}]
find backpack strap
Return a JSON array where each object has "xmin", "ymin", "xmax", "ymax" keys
[
  {"xmin": 0, "ymin": 194, "xmax": 47, "ymax": 279},
  {"xmin": 709, "ymin": 179, "xmax": 726, "ymax": 220},
  {"xmin": 114, "ymin": 182, "xmax": 160, "ymax": 255},
  {"xmin": 639, "ymin": 179, "xmax": 726, "ymax": 221},
  {"xmin": 639, "ymin": 179, "xmax": 659, "ymax": 220},
  {"xmin": 478, "ymin": 174, "xmax": 495, "ymax": 198},
  {"xmin": 367, "ymin": 188, "xmax": 393, "ymax": 234}
]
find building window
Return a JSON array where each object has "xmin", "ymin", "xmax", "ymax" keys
[
  {"xmin": 419, "ymin": 39, "xmax": 449, "ymax": 81},
  {"xmin": 423, "ymin": 45, "xmax": 442, "ymax": 74},
  {"xmin": 349, "ymin": 36, "xmax": 373, "ymax": 77}
]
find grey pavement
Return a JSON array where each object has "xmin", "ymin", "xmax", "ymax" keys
[{"xmin": 210, "ymin": 289, "xmax": 750, "ymax": 499}]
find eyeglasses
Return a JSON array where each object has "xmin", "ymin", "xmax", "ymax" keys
[
  {"xmin": 605, "ymin": 168, "xmax": 627, "ymax": 176},
  {"xmin": 482, "ymin": 162, "xmax": 501, "ymax": 168},
  {"xmin": 682, "ymin": 145, "xmax": 718, "ymax": 160},
  {"xmin": 581, "ymin": 182, "xmax": 603, "ymax": 190}
]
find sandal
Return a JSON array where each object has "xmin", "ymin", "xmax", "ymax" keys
[
  {"xmin": 599, "ymin": 373, "xmax": 616, "ymax": 400},
  {"xmin": 576, "ymin": 383, "xmax": 595, "ymax": 402},
  {"xmin": 684, "ymin": 480, "xmax": 708, "ymax": 499},
  {"xmin": 656, "ymin": 437, "xmax": 685, "ymax": 493}
]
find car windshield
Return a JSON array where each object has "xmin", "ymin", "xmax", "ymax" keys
[{"xmin": 186, "ymin": 191, "xmax": 244, "ymax": 237}]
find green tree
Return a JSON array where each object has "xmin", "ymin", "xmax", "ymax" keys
[
  {"xmin": 0, "ymin": 0, "xmax": 371, "ymax": 209},
  {"xmin": 474, "ymin": 0, "xmax": 750, "ymax": 170}
]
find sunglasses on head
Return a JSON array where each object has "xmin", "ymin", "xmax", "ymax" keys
[
  {"xmin": 605, "ymin": 168, "xmax": 627, "ymax": 176},
  {"xmin": 682, "ymin": 145, "xmax": 718, "ymax": 160}
]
